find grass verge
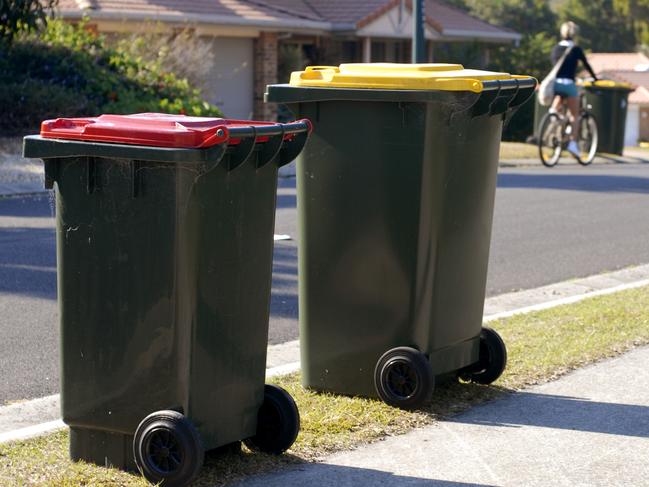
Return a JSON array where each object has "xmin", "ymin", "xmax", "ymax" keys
[
  {"xmin": 2, "ymin": 286, "xmax": 648, "ymax": 486},
  {"xmin": 499, "ymin": 141, "xmax": 539, "ymax": 160}
]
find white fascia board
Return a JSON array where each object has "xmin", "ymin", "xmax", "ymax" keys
[
  {"xmin": 354, "ymin": 7, "xmax": 441, "ymax": 40},
  {"xmin": 59, "ymin": 9, "xmax": 331, "ymax": 34},
  {"xmin": 441, "ymin": 28, "xmax": 522, "ymax": 42}
]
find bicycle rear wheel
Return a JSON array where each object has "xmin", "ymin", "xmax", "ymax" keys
[
  {"xmin": 538, "ymin": 113, "xmax": 563, "ymax": 167},
  {"xmin": 576, "ymin": 114, "xmax": 598, "ymax": 165}
]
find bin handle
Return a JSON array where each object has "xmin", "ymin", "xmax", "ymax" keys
[
  {"xmin": 197, "ymin": 126, "xmax": 230, "ymax": 149},
  {"xmin": 224, "ymin": 120, "xmax": 312, "ymax": 170},
  {"xmin": 278, "ymin": 119, "xmax": 312, "ymax": 168},
  {"xmin": 257, "ymin": 125, "xmax": 285, "ymax": 169},
  {"xmin": 227, "ymin": 126, "xmax": 258, "ymax": 171}
]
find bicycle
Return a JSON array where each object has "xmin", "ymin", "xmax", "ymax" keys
[{"xmin": 538, "ymin": 90, "xmax": 598, "ymax": 167}]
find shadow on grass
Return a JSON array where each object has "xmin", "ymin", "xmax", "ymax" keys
[
  {"xmin": 187, "ymin": 380, "xmax": 512, "ymax": 485},
  {"xmin": 192, "ymin": 446, "xmax": 304, "ymax": 486},
  {"xmin": 421, "ymin": 380, "xmax": 510, "ymax": 419}
]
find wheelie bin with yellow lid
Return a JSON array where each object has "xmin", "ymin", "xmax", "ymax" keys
[
  {"xmin": 266, "ymin": 63, "xmax": 536, "ymax": 409},
  {"xmin": 580, "ymin": 79, "xmax": 635, "ymax": 155},
  {"xmin": 23, "ymin": 113, "xmax": 311, "ymax": 486}
]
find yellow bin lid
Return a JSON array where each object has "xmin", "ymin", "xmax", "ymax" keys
[
  {"xmin": 579, "ymin": 79, "xmax": 635, "ymax": 90},
  {"xmin": 289, "ymin": 63, "xmax": 530, "ymax": 93}
]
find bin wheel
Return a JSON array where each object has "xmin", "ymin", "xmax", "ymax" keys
[
  {"xmin": 244, "ymin": 384, "xmax": 300, "ymax": 455},
  {"xmin": 460, "ymin": 327, "xmax": 507, "ymax": 385},
  {"xmin": 374, "ymin": 347, "xmax": 434, "ymax": 409},
  {"xmin": 133, "ymin": 410, "xmax": 204, "ymax": 487}
]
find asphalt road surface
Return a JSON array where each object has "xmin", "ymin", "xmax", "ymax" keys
[{"xmin": 2, "ymin": 163, "xmax": 649, "ymax": 403}]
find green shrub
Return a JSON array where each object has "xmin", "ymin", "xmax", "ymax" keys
[{"xmin": 0, "ymin": 18, "xmax": 223, "ymax": 135}]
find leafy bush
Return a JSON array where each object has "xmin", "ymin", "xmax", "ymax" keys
[
  {"xmin": 113, "ymin": 24, "xmax": 216, "ymax": 93},
  {"xmin": 0, "ymin": 18, "xmax": 222, "ymax": 135},
  {"xmin": 0, "ymin": 0, "xmax": 57, "ymax": 44}
]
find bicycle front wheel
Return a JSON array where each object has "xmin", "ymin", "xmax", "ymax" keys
[
  {"xmin": 577, "ymin": 114, "xmax": 598, "ymax": 165},
  {"xmin": 538, "ymin": 113, "xmax": 563, "ymax": 167}
]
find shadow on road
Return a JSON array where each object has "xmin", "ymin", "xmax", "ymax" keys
[
  {"xmin": 202, "ymin": 447, "xmax": 497, "ymax": 487},
  {"xmin": 0, "ymin": 227, "xmax": 56, "ymax": 299},
  {"xmin": 269, "ymin": 243, "xmax": 298, "ymax": 322},
  {"xmin": 453, "ymin": 391, "xmax": 649, "ymax": 439},
  {"xmin": 276, "ymin": 177, "xmax": 297, "ymax": 210},
  {"xmin": 276, "ymin": 192, "xmax": 297, "ymax": 209},
  {"xmin": 0, "ymin": 194, "xmax": 55, "ymax": 218},
  {"xmin": 497, "ymin": 172, "xmax": 649, "ymax": 194}
]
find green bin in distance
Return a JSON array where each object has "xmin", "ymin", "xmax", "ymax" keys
[
  {"xmin": 266, "ymin": 63, "xmax": 536, "ymax": 409},
  {"xmin": 23, "ymin": 113, "xmax": 311, "ymax": 487},
  {"xmin": 581, "ymin": 80, "xmax": 635, "ymax": 155}
]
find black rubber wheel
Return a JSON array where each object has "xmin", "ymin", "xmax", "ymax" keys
[
  {"xmin": 538, "ymin": 112, "xmax": 563, "ymax": 167},
  {"xmin": 460, "ymin": 327, "xmax": 507, "ymax": 385},
  {"xmin": 374, "ymin": 346, "xmax": 434, "ymax": 409},
  {"xmin": 244, "ymin": 384, "xmax": 300, "ymax": 455},
  {"xmin": 133, "ymin": 410, "xmax": 204, "ymax": 487},
  {"xmin": 576, "ymin": 113, "xmax": 598, "ymax": 165}
]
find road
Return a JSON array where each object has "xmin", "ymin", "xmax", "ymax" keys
[{"xmin": 2, "ymin": 163, "xmax": 649, "ymax": 403}]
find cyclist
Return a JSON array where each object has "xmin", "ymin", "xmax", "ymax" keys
[{"xmin": 550, "ymin": 21, "xmax": 598, "ymax": 157}]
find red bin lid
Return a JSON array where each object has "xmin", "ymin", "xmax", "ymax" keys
[{"xmin": 40, "ymin": 113, "xmax": 289, "ymax": 148}]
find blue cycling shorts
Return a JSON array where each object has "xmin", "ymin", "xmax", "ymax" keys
[{"xmin": 554, "ymin": 78, "xmax": 578, "ymax": 98}]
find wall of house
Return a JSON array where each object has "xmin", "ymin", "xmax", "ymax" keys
[
  {"xmin": 641, "ymin": 106, "xmax": 649, "ymax": 143},
  {"xmin": 253, "ymin": 32, "xmax": 278, "ymax": 121},
  {"xmin": 625, "ymin": 104, "xmax": 639, "ymax": 146},
  {"xmin": 202, "ymin": 37, "xmax": 254, "ymax": 119}
]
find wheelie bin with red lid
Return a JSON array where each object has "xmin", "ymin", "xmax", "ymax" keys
[
  {"xmin": 266, "ymin": 63, "xmax": 536, "ymax": 409},
  {"xmin": 23, "ymin": 113, "xmax": 311, "ymax": 486}
]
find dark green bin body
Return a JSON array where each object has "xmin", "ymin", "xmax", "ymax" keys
[
  {"xmin": 581, "ymin": 84, "xmax": 633, "ymax": 155},
  {"xmin": 22, "ymin": 131, "xmax": 307, "ymax": 469},
  {"xmin": 267, "ymin": 81, "xmax": 535, "ymax": 398}
]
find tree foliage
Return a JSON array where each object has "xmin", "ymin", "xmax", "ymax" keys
[
  {"xmin": 447, "ymin": 0, "xmax": 558, "ymax": 80},
  {"xmin": 0, "ymin": 19, "xmax": 222, "ymax": 134},
  {"xmin": 613, "ymin": 0, "xmax": 649, "ymax": 45},
  {"xmin": 558, "ymin": 0, "xmax": 636, "ymax": 52},
  {"xmin": 0, "ymin": 0, "xmax": 58, "ymax": 44}
]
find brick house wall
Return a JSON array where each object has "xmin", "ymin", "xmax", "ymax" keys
[{"xmin": 254, "ymin": 32, "xmax": 278, "ymax": 121}]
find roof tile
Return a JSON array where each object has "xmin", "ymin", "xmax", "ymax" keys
[
  {"xmin": 57, "ymin": 0, "xmax": 518, "ymax": 39},
  {"xmin": 587, "ymin": 52, "xmax": 649, "ymax": 73}
]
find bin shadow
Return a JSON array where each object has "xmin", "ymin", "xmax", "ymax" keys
[
  {"xmin": 276, "ymin": 193, "xmax": 297, "ymax": 210},
  {"xmin": 0, "ymin": 226, "xmax": 56, "ymax": 299},
  {"xmin": 497, "ymin": 172, "xmax": 649, "ymax": 194},
  {"xmin": 0, "ymin": 193, "xmax": 55, "ymax": 218},
  {"xmin": 276, "ymin": 177, "xmax": 297, "ymax": 210},
  {"xmin": 195, "ymin": 448, "xmax": 496, "ymax": 487},
  {"xmin": 269, "ymin": 243, "xmax": 299, "ymax": 341},
  {"xmin": 598, "ymin": 153, "xmax": 649, "ymax": 165},
  {"xmin": 452, "ymin": 391, "xmax": 649, "ymax": 439}
]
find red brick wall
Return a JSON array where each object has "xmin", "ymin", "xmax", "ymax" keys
[{"xmin": 254, "ymin": 32, "xmax": 278, "ymax": 121}]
